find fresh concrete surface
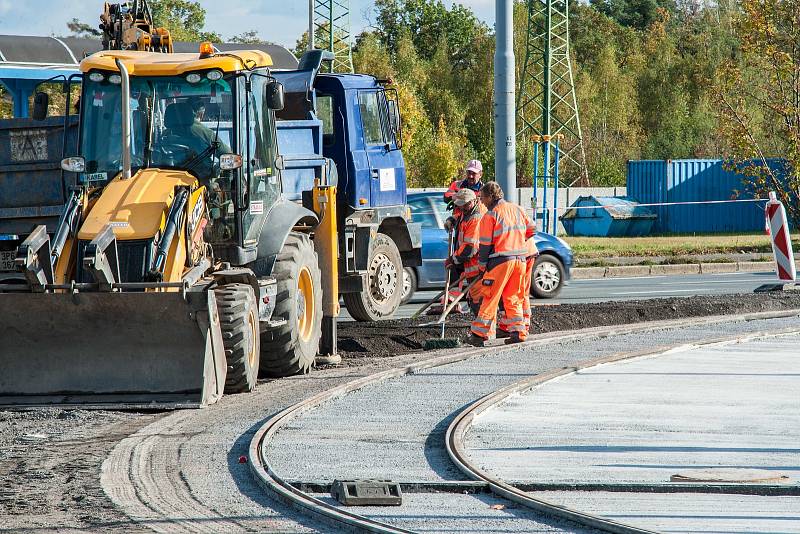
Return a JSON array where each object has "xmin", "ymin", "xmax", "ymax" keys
[
  {"xmin": 265, "ymin": 316, "xmax": 800, "ymax": 532},
  {"xmin": 466, "ymin": 334, "xmax": 800, "ymax": 533},
  {"xmin": 533, "ymin": 491, "xmax": 800, "ymax": 534}
]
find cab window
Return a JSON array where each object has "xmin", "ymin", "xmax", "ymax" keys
[
  {"xmin": 408, "ymin": 197, "xmax": 438, "ymax": 229},
  {"xmin": 358, "ymin": 91, "xmax": 385, "ymax": 146}
]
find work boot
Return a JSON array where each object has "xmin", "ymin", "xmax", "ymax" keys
[
  {"xmin": 504, "ymin": 333, "xmax": 524, "ymax": 345},
  {"xmin": 495, "ymin": 329, "xmax": 511, "ymax": 339},
  {"xmin": 464, "ymin": 334, "xmax": 486, "ymax": 347}
]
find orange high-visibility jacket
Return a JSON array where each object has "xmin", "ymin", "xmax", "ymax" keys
[
  {"xmin": 452, "ymin": 203, "xmax": 487, "ymax": 277},
  {"xmin": 478, "ymin": 199, "xmax": 535, "ymax": 270},
  {"xmin": 524, "ymin": 210, "xmax": 539, "ymax": 258},
  {"xmin": 443, "ymin": 178, "xmax": 483, "ymax": 204}
]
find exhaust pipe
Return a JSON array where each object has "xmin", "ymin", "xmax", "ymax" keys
[{"xmin": 115, "ymin": 59, "xmax": 132, "ymax": 180}]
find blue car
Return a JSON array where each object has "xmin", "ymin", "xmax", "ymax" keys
[{"xmin": 402, "ymin": 191, "xmax": 573, "ymax": 303}]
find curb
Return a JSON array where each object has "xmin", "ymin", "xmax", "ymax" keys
[
  {"xmin": 248, "ymin": 309, "xmax": 800, "ymax": 534},
  {"xmin": 572, "ymin": 261, "xmax": 774, "ymax": 280}
]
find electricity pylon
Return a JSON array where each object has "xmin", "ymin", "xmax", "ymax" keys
[
  {"xmin": 310, "ymin": 0, "xmax": 354, "ymax": 73},
  {"xmin": 517, "ymin": 0, "xmax": 588, "ymax": 185}
]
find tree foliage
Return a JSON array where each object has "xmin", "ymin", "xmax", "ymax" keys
[
  {"xmin": 149, "ymin": 0, "xmax": 221, "ymax": 42},
  {"xmin": 716, "ymin": 0, "xmax": 800, "ymax": 225}
]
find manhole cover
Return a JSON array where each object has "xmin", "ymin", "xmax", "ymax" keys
[{"xmin": 671, "ymin": 469, "xmax": 791, "ymax": 484}]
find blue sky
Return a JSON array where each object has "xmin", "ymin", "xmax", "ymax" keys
[{"xmin": 0, "ymin": 1, "xmax": 496, "ymax": 50}]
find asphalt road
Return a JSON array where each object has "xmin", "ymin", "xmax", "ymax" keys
[{"xmin": 340, "ymin": 270, "xmax": 780, "ymax": 321}]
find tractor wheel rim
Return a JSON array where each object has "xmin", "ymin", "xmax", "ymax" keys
[
  {"xmin": 297, "ymin": 267, "xmax": 314, "ymax": 342},
  {"xmin": 535, "ymin": 262, "xmax": 560, "ymax": 292},
  {"xmin": 369, "ymin": 252, "xmax": 397, "ymax": 301}
]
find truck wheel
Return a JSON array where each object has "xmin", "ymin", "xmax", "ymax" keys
[
  {"xmin": 343, "ymin": 232, "xmax": 402, "ymax": 321},
  {"xmin": 400, "ymin": 267, "xmax": 417, "ymax": 305},
  {"xmin": 260, "ymin": 233, "xmax": 322, "ymax": 377},
  {"xmin": 531, "ymin": 254, "xmax": 565, "ymax": 299},
  {"xmin": 214, "ymin": 284, "xmax": 260, "ymax": 393}
]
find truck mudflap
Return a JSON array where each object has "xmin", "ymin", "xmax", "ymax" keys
[{"xmin": 0, "ymin": 289, "xmax": 226, "ymax": 409}]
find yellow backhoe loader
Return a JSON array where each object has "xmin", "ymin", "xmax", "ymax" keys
[{"xmin": 0, "ymin": 44, "xmax": 339, "ymax": 408}]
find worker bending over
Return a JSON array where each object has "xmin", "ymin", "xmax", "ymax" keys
[
  {"xmin": 467, "ymin": 182, "xmax": 535, "ymax": 346},
  {"xmin": 444, "ymin": 159, "xmax": 484, "ymax": 208},
  {"xmin": 444, "ymin": 188, "xmax": 486, "ymax": 314}
]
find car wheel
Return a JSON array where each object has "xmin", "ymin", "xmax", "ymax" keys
[
  {"xmin": 531, "ymin": 254, "xmax": 564, "ymax": 299},
  {"xmin": 400, "ymin": 267, "xmax": 417, "ymax": 305}
]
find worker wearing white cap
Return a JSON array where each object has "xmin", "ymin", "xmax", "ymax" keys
[{"xmin": 443, "ymin": 159, "xmax": 484, "ymax": 209}]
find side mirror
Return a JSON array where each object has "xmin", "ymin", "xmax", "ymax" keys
[
  {"xmin": 387, "ymin": 100, "xmax": 400, "ymax": 134},
  {"xmin": 32, "ymin": 92, "xmax": 49, "ymax": 121},
  {"xmin": 265, "ymin": 81, "xmax": 284, "ymax": 111}
]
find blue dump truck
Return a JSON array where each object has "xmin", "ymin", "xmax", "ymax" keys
[{"xmin": 0, "ymin": 48, "xmax": 421, "ymax": 320}]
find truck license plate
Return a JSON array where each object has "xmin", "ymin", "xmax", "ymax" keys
[{"xmin": 0, "ymin": 250, "xmax": 15, "ymax": 271}]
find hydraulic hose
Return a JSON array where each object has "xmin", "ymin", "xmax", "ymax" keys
[{"xmin": 148, "ymin": 188, "xmax": 189, "ymax": 280}]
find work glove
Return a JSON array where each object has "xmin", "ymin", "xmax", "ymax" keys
[
  {"xmin": 444, "ymin": 257, "xmax": 456, "ymax": 270},
  {"xmin": 443, "ymin": 216, "xmax": 456, "ymax": 232}
]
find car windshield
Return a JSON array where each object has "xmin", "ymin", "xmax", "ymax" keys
[{"xmin": 79, "ymin": 74, "xmax": 234, "ymax": 183}]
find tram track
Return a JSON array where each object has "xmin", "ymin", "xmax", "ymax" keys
[{"xmin": 250, "ymin": 310, "xmax": 800, "ymax": 533}]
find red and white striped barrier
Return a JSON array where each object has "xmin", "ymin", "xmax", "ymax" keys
[{"xmin": 765, "ymin": 191, "xmax": 796, "ymax": 282}]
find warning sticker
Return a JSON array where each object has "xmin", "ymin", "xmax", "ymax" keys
[
  {"xmin": 250, "ymin": 200, "xmax": 264, "ymax": 214},
  {"xmin": 9, "ymin": 129, "xmax": 47, "ymax": 162},
  {"xmin": 379, "ymin": 168, "xmax": 395, "ymax": 191}
]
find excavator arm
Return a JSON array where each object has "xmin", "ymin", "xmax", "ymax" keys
[{"xmin": 99, "ymin": 0, "xmax": 173, "ymax": 52}]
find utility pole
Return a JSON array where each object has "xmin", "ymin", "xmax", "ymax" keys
[
  {"xmin": 310, "ymin": 0, "xmax": 354, "ymax": 73},
  {"xmin": 517, "ymin": 0, "xmax": 587, "ymax": 186},
  {"xmin": 495, "ymin": 0, "xmax": 516, "ymax": 203}
]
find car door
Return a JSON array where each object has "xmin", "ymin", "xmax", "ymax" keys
[{"xmin": 408, "ymin": 195, "xmax": 448, "ymax": 288}]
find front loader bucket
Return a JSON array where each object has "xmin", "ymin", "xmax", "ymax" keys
[{"xmin": 0, "ymin": 289, "xmax": 226, "ymax": 409}]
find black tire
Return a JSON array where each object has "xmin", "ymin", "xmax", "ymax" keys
[
  {"xmin": 214, "ymin": 283, "xmax": 260, "ymax": 394},
  {"xmin": 531, "ymin": 254, "xmax": 565, "ymax": 299},
  {"xmin": 343, "ymin": 232, "xmax": 403, "ymax": 321},
  {"xmin": 400, "ymin": 267, "xmax": 417, "ymax": 305},
  {"xmin": 260, "ymin": 233, "xmax": 322, "ymax": 377}
]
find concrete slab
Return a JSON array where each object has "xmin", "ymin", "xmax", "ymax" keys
[
  {"xmin": 603, "ymin": 265, "xmax": 651, "ymax": 278},
  {"xmin": 466, "ymin": 334, "xmax": 800, "ymax": 532},
  {"xmin": 738, "ymin": 261, "xmax": 775, "ymax": 272},
  {"xmin": 532, "ymin": 491, "xmax": 800, "ymax": 534}
]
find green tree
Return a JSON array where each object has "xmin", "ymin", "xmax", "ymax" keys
[
  {"xmin": 229, "ymin": 30, "xmax": 266, "ymax": 44},
  {"xmin": 149, "ymin": 0, "xmax": 221, "ymax": 42},
  {"xmin": 716, "ymin": 0, "xmax": 800, "ymax": 225},
  {"xmin": 66, "ymin": 18, "xmax": 101, "ymax": 38}
]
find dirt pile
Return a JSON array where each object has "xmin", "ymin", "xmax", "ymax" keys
[{"xmin": 336, "ymin": 292, "xmax": 800, "ymax": 362}]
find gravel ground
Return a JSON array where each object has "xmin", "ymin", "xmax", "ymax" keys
[
  {"xmin": 0, "ymin": 409, "xmax": 157, "ymax": 533},
  {"xmin": 266, "ymin": 315, "xmax": 800, "ymax": 532},
  {"xmin": 1, "ymin": 292, "xmax": 799, "ymax": 533}
]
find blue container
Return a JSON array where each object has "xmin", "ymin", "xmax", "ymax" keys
[
  {"xmin": 627, "ymin": 159, "xmax": 785, "ymax": 234},
  {"xmin": 560, "ymin": 196, "xmax": 656, "ymax": 237}
]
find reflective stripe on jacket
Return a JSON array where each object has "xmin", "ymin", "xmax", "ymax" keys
[
  {"xmin": 452, "ymin": 203, "xmax": 486, "ymax": 277},
  {"xmin": 478, "ymin": 199, "xmax": 535, "ymax": 270}
]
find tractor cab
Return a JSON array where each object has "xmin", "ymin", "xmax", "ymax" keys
[{"xmin": 67, "ymin": 49, "xmax": 286, "ymax": 264}]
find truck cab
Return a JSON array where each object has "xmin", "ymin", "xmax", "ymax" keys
[{"xmin": 273, "ymin": 51, "xmax": 421, "ymax": 321}]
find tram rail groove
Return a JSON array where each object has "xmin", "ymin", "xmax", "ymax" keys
[
  {"xmin": 248, "ymin": 309, "xmax": 800, "ymax": 534},
  {"xmin": 445, "ymin": 327, "xmax": 800, "ymax": 534}
]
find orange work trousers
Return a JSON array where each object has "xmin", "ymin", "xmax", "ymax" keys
[
  {"xmin": 471, "ymin": 259, "xmax": 527, "ymax": 340},
  {"xmin": 498, "ymin": 256, "xmax": 535, "ymax": 333}
]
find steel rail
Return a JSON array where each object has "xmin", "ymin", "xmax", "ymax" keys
[
  {"xmin": 445, "ymin": 327, "xmax": 800, "ymax": 534},
  {"xmin": 249, "ymin": 310, "xmax": 800, "ymax": 533}
]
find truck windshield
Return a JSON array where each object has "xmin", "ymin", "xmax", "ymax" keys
[{"xmin": 80, "ymin": 74, "xmax": 234, "ymax": 182}]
